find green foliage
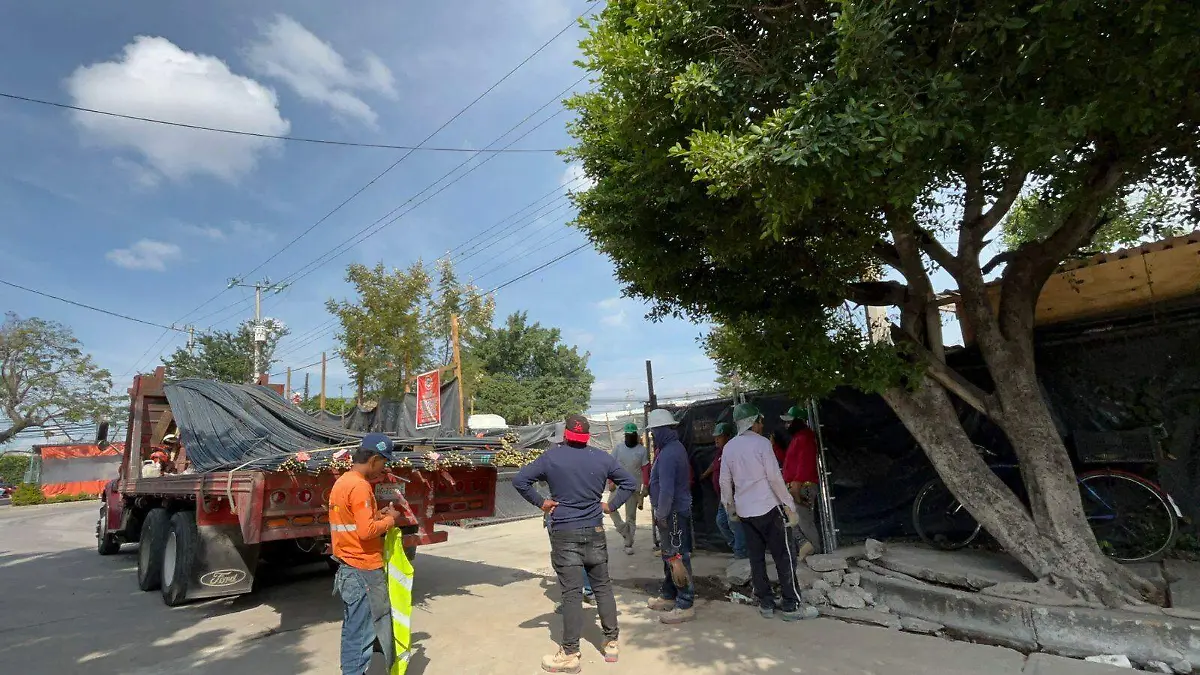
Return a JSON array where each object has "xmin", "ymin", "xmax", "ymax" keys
[
  {"xmin": 0, "ymin": 454, "xmax": 29, "ymax": 484},
  {"xmin": 0, "ymin": 314, "xmax": 122, "ymax": 445},
  {"xmin": 10, "ymin": 483, "xmax": 45, "ymax": 506},
  {"xmin": 1002, "ymin": 188, "xmax": 1195, "ymax": 253},
  {"xmin": 472, "ymin": 312, "xmax": 594, "ymax": 424},
  {"xmin": 162, "ymin": 319, "xmax": 289, "ymax": 384},
  {"xmin": 326, "ymin": 260, "xmax": 493, "ymax": 401},
  {"xmin": 300, "ymin": 396, "xmax": 354, "ymax": 416},
  {"xmin": 566, "ymin": 0, "xmax": 1200, "ymax": 400}
]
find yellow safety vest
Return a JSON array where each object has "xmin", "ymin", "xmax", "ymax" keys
[{"xmin": 384, "ymin": 530, "xmax": 415, "ymax": 674}]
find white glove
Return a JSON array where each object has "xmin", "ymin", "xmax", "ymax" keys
[
  {"xmin": 783, "ymin": 506, "xmax": 800, "ymax": 528},
  {"xmin": 726, "ymin": 505, "xmax": 740, "ymax": 522}
]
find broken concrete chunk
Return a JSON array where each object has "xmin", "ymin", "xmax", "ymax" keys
[
  {"xmin": 1083, "ymin": 655, "xmax": 1132, "ymax": 669},
  {"xmin": 898, "ymin": 616, "xmax": 944, "ymax": 635},
  {"xmin": 822, "ymin": 570, "xmax": 844, "ymax": 586},
  {"xmin": 806, "ymin": 554, "xmax": 849, "ymax": 573},
  {"xmin": 851, "ymin": 585, "xmax": 875, "ymax": 605},
  {"xmin": 1172, "ymin": 660, "xmax": 1193, "ymax": 675},
  {"xmin": 726, "ymin": 559, "xmax": 752, "ymax": 586},
  {"xmin": 810, "ymin": 579, "xmax": 834, "ymax": 594},
  {"xmin": 801, "ymin": 588, "xmax": 828, "ymax": 606},
  {"xmin": 817, "ymin": 606, "xmax": 902, "ymax": 629},
  {"xmin": 828, "ymin": 587, "xmax": 867, "ymax": 609},
  {"xmin": 874, "ymin": 604, "xmax": 891, "ymax": 614},
  {"xmin": 1146, "ymin": 662, "xmax": 1174, "ymax": 674},
  {"xmin": 865, "ymin": 538, "xmax": 887, "ymax": 560},
  {"xmin": 844, "ymin": 572, "xmax": 861, "ymax": 587}
]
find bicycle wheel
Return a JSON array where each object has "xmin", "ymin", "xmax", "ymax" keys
[
  {"xmin": 1078, "ymin": 469, "xmax": 1179, "ymax": 563},
  {"xmin": 912, "ymin": 478, "xmax": 982, "ymax": 550}
]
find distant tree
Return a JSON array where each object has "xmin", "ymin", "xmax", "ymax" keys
[
  {"xmin": 301, "ymin": 396, "xmax": 354, "ymax": 416},
  {"xmin": 0, "ymin": 314, "xmax": 121, "ymax": 444},
  {"xmin": 0, "ymin": 454, "xmax": 30, "ymax": 484},
  {"xmin": 473, "ymin": 312, "xmax": 594, "ymax": 424},
  {"xmin": 162, "ymin": 319, "xmax": 289, "ymax": 384},
  {"xmin": 429, "ymin": 258, "xmax": 495, "ymax": 403}
]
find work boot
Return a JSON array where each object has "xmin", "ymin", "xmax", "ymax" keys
[
  {"xmin": 647, "ymin": 597, "xmax": 675, "ymax": 611},
  {"xmin": 782, "ymin": 605, "xmax": 820, "ymax": 622},
  {"xmin": 623, "ymin": 546, "xmax": 635, "ymax": 555},
  {"xmin": 759, "ymin": 605, "xmax": 775, "ymax": 619},
  {"xmin": 602, "ymin": 640, "xmax": 619, "ymax": 663},
  {"xmin": 659, "ymin": 607, "xmax": 696, "ymax": 624},
  {"xmin": 797, "ymin": 541, "xmax": 815, "ymax": 561},
  {"xmin": 541, "ymin": 649, "xmax": 582, "ymax": 673}
]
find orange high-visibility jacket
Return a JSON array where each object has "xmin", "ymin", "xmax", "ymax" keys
[{"xmin": 329, "ymin": 471, "xmax": 395, "ymax": 570}]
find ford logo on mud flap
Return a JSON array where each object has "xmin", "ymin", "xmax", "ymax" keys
[{"xmin": 200, "ymin": 569, "xmax": 247, "ymax": 587}]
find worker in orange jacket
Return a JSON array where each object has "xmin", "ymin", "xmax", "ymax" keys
[{"xmin": 329, "ymin": 433, "xmax": 401, "ymax": 675}]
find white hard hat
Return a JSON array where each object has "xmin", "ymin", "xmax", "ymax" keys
[
  {"xmin": 647, "ymin": 408, "xmax": 677, "ymax": 429},
  {"xmin": 162, "ymin": 433, "xmax": 179, "ymax": 444}
]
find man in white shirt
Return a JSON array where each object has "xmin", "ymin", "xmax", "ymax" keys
[
  {"xmin": 608, "ymin": 422, "xmax": 649, "ymax": 554},
  {"xmin": 719, "ymin": 402, "xmax": 813, "ymax": 621}
]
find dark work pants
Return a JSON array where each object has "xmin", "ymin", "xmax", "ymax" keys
[
  {"xmin": 549, "ymin": 526, "xmax": 619, "ymax": 653},
  {"xmin": 743, "ymin": 507, "xmax": 802, "ymax": 611},
  {"xmin": 655, "ymin": 511, "xmax": 695, "ymax": 609}
]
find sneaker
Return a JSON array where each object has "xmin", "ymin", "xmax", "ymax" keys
[
  {"xmin": 660, "ymin": 607, "xmax": 696, "ymax": 624},
  {"xmin": 623, "ymin": 546, "xmax": 635, "ymax": 555},
  {"xmin": 797, "ymin": 541, "xmax": 815, "ymax": 562},
  {"xmin": 602, "ymin": 640, "xmax": 619, "ymax": 663},
  {"xmin": 782, "ymin": 606, "xmax": 820, "ymax": 622},
  {"xmin": 647, "ymin": 597, "xmax": 675, "ymax": 611},
  {"xmin": 541, "ymin": 649, "xmax": 582, "ymax": 673},
  {"xmin": 759, "ymin": 605, "xmax": 775, "ymax": 619}
]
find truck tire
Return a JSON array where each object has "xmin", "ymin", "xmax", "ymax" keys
[
  {"xmin": 137, "ymin": 508, "xmax": 171, "ymax": 591},
  {"xmin": 401, "ymin": 525, "xmax": 418, "ymax": 566},
  {"xmin": 161, "ymin": 511, "xmax": 198, "ymax": 607},
  {"xmin": 97, "ymin": 505, "xmax": 120, "ymax": 555}
]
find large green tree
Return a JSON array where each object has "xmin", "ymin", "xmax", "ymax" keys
[
  {"xmin": 429, "ymin": 257, "xmax": 495, "ymax": 404},
  {"xmin": 162, "ymin": 319, "xmax": 289, "ymax": 383},
  {"xmin": 0, "ymin": 314, "xmax": 122, "ymax": 444},
  {"xmin": 567, "ymin": 0, "xmax": 1198, "ymax": 606},
  {"xmin": 473, "ymin": 312, "xmax": 594, "ymax": 424}
]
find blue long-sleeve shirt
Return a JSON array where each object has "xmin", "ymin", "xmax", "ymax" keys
[
  {"xmin": 513, "ymin": 443, "xmax": 639, "ymax": 531},
  {"xmin": 649, "ymin": 427, "xmax": 692, "ymax": 518}
]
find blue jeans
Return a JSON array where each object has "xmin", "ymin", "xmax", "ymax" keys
[
  {"xmin": 655, "ymin": 511, "xmax": 695, "ymax": 610},
  {"xmin": 715, "ymin": 503, "xmax": 748, "ymax": 558},
  {"xmin": 334, "ymin": 565, "xmax": 392, "ymax": 675}
]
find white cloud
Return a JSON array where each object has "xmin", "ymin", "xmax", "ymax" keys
[
  {"xmin": 177, "ymin": 221, "xmax": 275, "ymax": 242},
  {"xmin": 106, "ymin": 239, "xmax": 182, "ymax": 272},
  {"xmin": 246, "ymin": 14, "xmax": 398, "ymax": 128},
  {"xmin": 65, "ymin": 36, "xmax": 289, "ymax": 183},
  {"xmin": 597, "ymin": 297, "xmax": 628, "ymax": 326},
  {"xmin": 563, "ymin": 162, "xmax": 597, "ymax": 190},
  {"xmin": 178, "ymin": 223, "xmax": 226, "ymax": 240}
]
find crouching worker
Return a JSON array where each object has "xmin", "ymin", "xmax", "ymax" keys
[
  {"xmin": 330, "ymin": 433, "xmax": 402, "ymax": 675},
  {"xmin": 514, "ymin": 414, "xmax": 638, "ymax": 672}
]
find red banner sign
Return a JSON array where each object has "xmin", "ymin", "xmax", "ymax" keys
[{"xmin": 415, "ymin": 369, "xmax": 441, "ymax": 429}]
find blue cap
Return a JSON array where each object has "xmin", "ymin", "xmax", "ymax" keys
[{"xmin": 361, "ymin": 433, "xmax": 396, "ymax": 460}]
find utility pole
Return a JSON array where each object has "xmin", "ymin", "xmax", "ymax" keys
[
  {"xmin": 303, "ymin": 373, "xmax": 310, "ymax": 404},
  {"xmin": 227, "ymin": 277, "xmax": 289, "ymax": 383},
  {"xmin": 451, "ymin": 315, "xmax": 465, "ymax": 434},
  {"xmin": 319, "ymin": 351, "xmax": 327, "ymax": 411},
  {"xmin": 186, "ymin": 325, "xmax": 196, "ymax": 355},
  {"xmin": 357, "ymin": 337, "xmax": 365, "ymax": 406},
  {"xmin": 285, "ymin": 368, "xmax": 292, "ymax": 402},
  {"xmin": 645, "ymin": 360, "xmax": 657, "ymax": 408}
]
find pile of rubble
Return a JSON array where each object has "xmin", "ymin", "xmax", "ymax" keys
[{"xmin": 723, "ymin": 539, "xmax": 945, "ymax": 635}]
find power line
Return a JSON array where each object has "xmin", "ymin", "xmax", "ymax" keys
[
  {"xmin": 0, "ymin": 92, "xmax": 563, "ymax": 153},
  {"xmin": 0, "ymin": 278, "xmax": 187, "ymax": 332},
  {"xmin": 487, "ymin": 242, "xmax": 593, "ymax": 293},
  {"xmin": 448, "ymin": 177, "xmax": 581, "ymax": 263}
]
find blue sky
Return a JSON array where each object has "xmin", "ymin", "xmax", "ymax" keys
[{"xmin": 0, "ymin": 0, "xmax": 722, "ymax": 427}]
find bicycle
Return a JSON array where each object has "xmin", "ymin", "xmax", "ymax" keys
[{"xmin": 912, "ymin": 445, "xmax": 1182, "ymax": 563}]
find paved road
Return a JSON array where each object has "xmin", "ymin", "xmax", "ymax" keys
[{"xmin": 0, "ymin": 502, "xmax": 1127, "ymax": 674}]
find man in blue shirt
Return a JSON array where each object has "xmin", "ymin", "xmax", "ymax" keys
[
  {"xmin": 646, "ymin": 408, "xmax": 696, "ymax": 625},
  {"xmin": 514, "ymin": 414, "xmax": 638, "ymax": 672}
]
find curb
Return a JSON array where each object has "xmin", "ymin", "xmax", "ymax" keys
[{"xmin": 860, "ymin": 570, "xmax": 1200, "ymax": 665}]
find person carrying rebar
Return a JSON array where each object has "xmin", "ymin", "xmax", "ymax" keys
[
  {"xmin": 607, "ymin": 421, "xmax": 649, "ymax": 555},
  {"xmin": 781, "ymin": 405, "xmax": 822, "ymax": 560},
  {"xmin": 645, "ymin": 408, "xmax": 697, "ymax": 625},
  {"xmin": 720, "ymin": 403, "xmax": 815, "ymax": 622},
  {"xmin": 514, "ymin": 414, "xmax": 638, "ymax": 672}
]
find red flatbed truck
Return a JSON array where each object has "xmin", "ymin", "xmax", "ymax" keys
[{"xmin": 97, "ymin": 367, "xmax": 499, "ymax": 606}]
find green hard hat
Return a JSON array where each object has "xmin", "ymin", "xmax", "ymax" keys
[
  {"xmin": 732, "ymin": 402, "xmax": 762, "ymax": 422},
  {"xmin": 781, "ymin": 405, "xmax": 808, "ymax": 422},
  {"xmin": 623, "ymin": 422, "xmax": 638, "ymax": 434},
  {"xmin": 713, "ymin": 421, "xmax": 736, "ymax": 438}
]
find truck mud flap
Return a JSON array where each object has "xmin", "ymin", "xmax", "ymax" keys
[
  {"xmin": 185, "ymin": 523, "xmax": 260, "ymax": 601},
  {"xmin": 446, "ymin": 470, "xmax": 543, "ymax": 529}
]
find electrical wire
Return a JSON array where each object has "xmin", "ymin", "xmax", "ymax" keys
[
  {"xmin": 0, "ymin": 278, "xmax": 187, "ymax": 332},
  {"xmin": 486, "ymin": 242, "xmax": 593, "ymax": 293},
  {"xmin": 0, "ymin": 92, "xmax": 564, "ymax": 153}
]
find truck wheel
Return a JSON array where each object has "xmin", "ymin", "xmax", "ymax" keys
[
  {"xmin": 401, "ymin": 525, "xmax": 418, "ymax": 567},
  {"xmin": 97, "ymin": 505, "xmax": 120, "ymax": 556},
  {"xmin": 161, "ymin": 511, "xmax": 198, "ymax": 607},
  {"xmin": 137, "ymin": 508, "xmax": 171, "ymax": 591}
]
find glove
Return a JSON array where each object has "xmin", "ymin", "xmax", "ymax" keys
[
  {"xmin": 726, "ymin": 506, "xmax": 740, "ymax": 522},
  {"xmin": 783, "ymin": 506, "xmax": 800, "ymax": 528}
]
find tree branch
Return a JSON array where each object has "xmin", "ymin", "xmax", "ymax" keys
[
  {"xmin": 914, "ymin": 227, "xmax": 960, "ymax": 277},
  {"xmin": 981, "ymin": 250, "xmax": 1015, "ymax": 276},
  {"xmin": 890, "ymin": 324, "xmax": 1003, "ymax": 421}
]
